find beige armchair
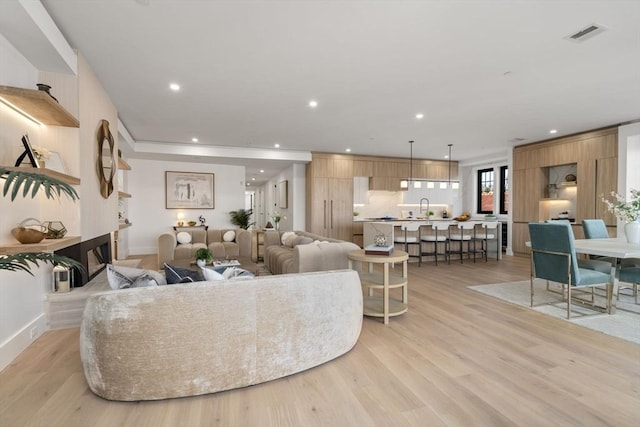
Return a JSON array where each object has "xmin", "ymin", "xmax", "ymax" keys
[{"xmin": 206, "ymin": 229, "xmax": 252, "ymax": 259}]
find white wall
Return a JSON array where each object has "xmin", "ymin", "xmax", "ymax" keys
[
  {"xmin": 126, "ymin": 159, "xmax": 246, "ymax": 256},
  {"xmin": 257, "ymin": 163, "xmax": 306, "ymax": 232},
  {"xmin": 618, "ymin": 121, "xmax": 640, "ymax": 234}
]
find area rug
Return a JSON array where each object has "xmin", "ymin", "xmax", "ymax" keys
[{"xmin": 469, "ymin": 280, "xmax": 640, "ymax": 344}]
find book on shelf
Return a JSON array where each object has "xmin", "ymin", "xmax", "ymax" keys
[{"xmin": 364, "ymin": 244, "xmax": 394, "ymax": 256}]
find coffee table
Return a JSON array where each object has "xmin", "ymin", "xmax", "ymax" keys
[{"xmin": 168, "ymin": 256, "xmax": 264, "ymax": 276}]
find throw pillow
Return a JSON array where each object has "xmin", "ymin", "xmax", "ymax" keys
[
  {"xmin": 284, "ymin": 234, "xmax": 298, "ymax": 248},
  {"xmin": 281, "ymin": 231, "xmax": 296, "ymax": 245},
  {"xmin": 200, "ymin": 266, "xmax": 224, "ymax": 281},
  {"xmin": 294, "ymin": 236, "xmax": 314, "ymax": 246},
  {"xmin": 223, "ymin": 230, "xmax": 236, "ymax": 242},
  {"xmin": 106, "ymin": 264, "xmax": 167, "ymax": 290},
  {"xmin": 176, "ymin": 231, "xmax": 191, "ymax": 244},
  {"xmin": 163, "ymin": 263, "xmax": 203, "ymax": 284}
]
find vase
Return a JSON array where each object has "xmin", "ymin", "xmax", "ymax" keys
[
  {"xmin": 624, "ymin": 221, "xmax": 640, "ymax": 245},
  {"xmin": 196, "ymin": 259, "xmax": 206, "ymax": 268}
]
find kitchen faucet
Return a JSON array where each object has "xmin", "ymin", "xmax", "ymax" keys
[{"xmin": 419, "ymin": 198, "xmax": 430, "ymax": 224}]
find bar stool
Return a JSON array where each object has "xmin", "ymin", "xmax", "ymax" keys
[
  {"xmin": 474, "ymin": 221, "xmax": 500, "ymax": 261},
  {"xmin": 448, "ymin": 222, "xmax": 477, "ymax": 263},
  {"xmin": 394, "ymin": 222, "xmax": 422, "ymax": 265},
  {"xmin": 420, "ymin": 222, "xmax": 450, "ymax": 265}
]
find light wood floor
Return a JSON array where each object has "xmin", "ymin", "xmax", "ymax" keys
[{"xmin": 1, "ymin": 254, "xmax": 639, "ymax": 427}]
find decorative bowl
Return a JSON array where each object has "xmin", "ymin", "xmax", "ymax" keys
[
  {"xmin": 11, "ymin": 218, "xmax": 47, "ymax": 244},
  {"xmin": 188, "ymin": 221, "xmax": 197, "ymax": 226}
]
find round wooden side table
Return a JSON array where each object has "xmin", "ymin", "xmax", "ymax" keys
[{"xmin": 347, "ymin": 249, "xmax": 408, "ymax": 325}]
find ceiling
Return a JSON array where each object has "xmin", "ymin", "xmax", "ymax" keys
[{"xmin": 28, "ymin": 1, "xmax": 640, "ymax": 185}]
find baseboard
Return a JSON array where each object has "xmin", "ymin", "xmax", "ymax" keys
[
  {"xmin": 129, "ymin": 247, "xmax": 157, "ymax": 256},
  {"xmin": 0, "ymin": 314, "xmax": 46, "ymax": 373}
]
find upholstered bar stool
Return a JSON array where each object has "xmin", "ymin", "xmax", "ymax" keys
[
  {"xmin": 448, "ymin": 222, "xmax": 478, "ymax": 263},
  {"xmin": 420, "ymin": 222, "xmax": 450, "ymax": 265},
  {"xmin": 474, "ymin": 221, "xmax": 500, "ymax": 261},
  {"xmin": 394, "ymin": 222, "xmax": 422, "ymax": 265}
]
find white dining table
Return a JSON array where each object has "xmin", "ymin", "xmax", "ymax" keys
[{"xmin": 573, "ymin": 238, "xmax": 640, "ymax": 313}]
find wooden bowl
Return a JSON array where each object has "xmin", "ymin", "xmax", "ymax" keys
[{"xmin": 11, "ymin": 227, "xmax": 46, "ymax": 244}]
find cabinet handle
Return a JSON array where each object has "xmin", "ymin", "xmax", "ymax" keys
[
  {"xmin": 323, "ymin": 200, "xmax": 327, "ymax": 229},
  {"xmin": 330, "ymin": 200, "xmax": 334, "ymax": 229}
]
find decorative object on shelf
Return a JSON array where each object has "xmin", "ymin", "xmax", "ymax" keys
[
  {"xmin": 278, "ymin": 180, "xmax": 288, "ymax": 208},
  {"xmin": 558, "ymin": 211, "xmax": 569, "ymax": 219},
  {"xmin": 442, "ymin": 210, "xmax": 449, "ymax": 219},
  {"xmin": 198, "ymin": 215, "xmax": 206, "ymax": 226},
  {"xmin": 52, "ymin": 264, "xmax": 72, "ymax": 293},
  {"xmin": 188, "ymin": 221, "xmax": 197, "ymax": 226},
  {"xmin": 165, "ymin": 171, "xmax": 215, "ymax": 209},
  {"xmin": 602, "ymin": 189, "xmax": 640, "ymax": 244},
  {"xmin": 229, "ymin": 209, "xmax": 254, "ymax": 230},
  {"xmin": 14, "ymin": 134, "xmax": 39, "ymax": 168},
  {"xmin": 176, "ymin": 212, "xmax": 185, "ymax": 226},
  {"xmin": 97, "ymin": 119, "xmax": 115, "ymax": 198},
  {"xmin": 36, "ymin": 83, "xmax": 58, "ymax": 102},
  {"xmin": 42, "ymin": 221, "xmax": 67, "ymax": 239},
  {"xmin": 195, "ymin": 248, "xmax": 213, "ymax": 268},
  {"xmin": 548, "ymin": 183, "xmax": 558, "ymax": 199},
  {"xmin": 0, "ymin": 168, "xmax": 83, "ymax": 275},
  {"xmin": 564, "ymin": 173, "xmax": 577, "ymax": 183},
  {"xmin": 11, "ymin": 218, "xmax": 47, "ymax": 244}
]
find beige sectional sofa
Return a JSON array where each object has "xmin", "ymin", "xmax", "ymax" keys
[
  {"xmin": 158, "ymin": 228, "xmax": 252, "ymax": 267},
  {"xmin": 263, "ymin": 230, "xmax": 360, "ymax": 274},
  {"xmin": 80, "ymin": 269, "xmax": 363, "ymax": 401}
]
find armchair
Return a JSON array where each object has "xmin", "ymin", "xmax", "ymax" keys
[{"xmin": 528, "ymin": 222, "xmax": 613, "ymax": 319}]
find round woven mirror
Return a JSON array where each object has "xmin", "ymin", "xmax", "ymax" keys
[{"xmin": 97, "ymin": 119, "xmax": 115, "ymax": 198}]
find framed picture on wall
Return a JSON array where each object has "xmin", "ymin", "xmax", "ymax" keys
[
  {"xmin": 279, "ymin": 180, "xmax": 288, "ymax": 209},
  {"xmin": 165, "ymin": 171, "xmax": 215, "ymax": 209}
]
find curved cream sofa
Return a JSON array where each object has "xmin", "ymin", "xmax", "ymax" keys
[{"xmin": 80, "ymin": 269, "xmax": 362, "ymax": 401}]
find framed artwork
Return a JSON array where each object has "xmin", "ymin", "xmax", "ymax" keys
[
  {"xmin": 279, "ymin": 180, "xmax": 288, "ymax": 209},
  {"xmin": 166, "ymin": 171, "xmax": 215, "ymax": 209},
  {"xmin": 14, "ymin": 134, "xmax": 39, "ymax": 168}
]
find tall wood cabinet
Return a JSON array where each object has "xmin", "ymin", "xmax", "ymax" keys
[
  {"xmin": 512, "ymin": 127, "xmax": 618, "ymax": 253},
  {"xmin": 306, "ymin": 154, "xmax": 354, "ymax": 241}
]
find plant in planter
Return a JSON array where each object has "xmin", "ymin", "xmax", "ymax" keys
[
  {"xmin": 195, "ymin": 248, "xmax": 213, "ymax": 267},
  {"xmin": 229, "ymin": 209, "xmax": 255, "ymax": 230},
  {"xmin": 0, "ymin": 167, "xmax": 83, "ymax": 275}
]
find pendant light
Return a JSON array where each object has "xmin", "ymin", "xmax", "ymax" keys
[
  {"xmin": 448, "ymin": 144, "xmax": 459, "ymax": 189},
  {"xmin": 401, "ymin": 140, "xmax": 421, "ymax": 189}
]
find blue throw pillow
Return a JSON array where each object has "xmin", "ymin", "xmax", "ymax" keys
[{"xmin": 163, "ymin": 263, "xmax": 203, "ymax": 284}]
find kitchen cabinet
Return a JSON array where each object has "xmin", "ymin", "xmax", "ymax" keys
[{"xmin": 353, "ymin": 176, "xmax": 369, "ymax": 204}]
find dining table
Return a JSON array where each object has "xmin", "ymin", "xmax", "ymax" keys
[{"xmin": 573, "ymin": 238, "xmax": 640, "ymax": 313}]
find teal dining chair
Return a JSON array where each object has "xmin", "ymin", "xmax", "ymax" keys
[
  {"xmin": 618, "ymin": 266, "xmax": 639, "ymax": 304},
  {"xmin": 528, "ymin": 222, "xmax": 613, "ymax": 319}
]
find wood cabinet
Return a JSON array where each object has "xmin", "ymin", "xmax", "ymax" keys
[{"xmin": 512, "ymin": 127, "xmax": 618, "ymax": 253}]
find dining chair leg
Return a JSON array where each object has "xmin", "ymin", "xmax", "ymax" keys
[{"xmin": 567, "ymin": 285, "xmax": 572, "ymax": 319}]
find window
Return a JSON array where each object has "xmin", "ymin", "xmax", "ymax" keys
[
  {"xmin": 477, "ymin": 168, "xmax": 494, "ymax": 214},
  {"xmin": 500, "ymin": 166, "xmax": 509, "ymax": 214}
]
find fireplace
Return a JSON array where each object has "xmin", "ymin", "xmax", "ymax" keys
[{"xmin": 55, "ymin": 234, "xmax": 111, "ymax": 287}]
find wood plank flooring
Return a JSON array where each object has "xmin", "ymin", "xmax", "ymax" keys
[{"xmin": 1, "ymin": 254, "xmax": 639, "ymax": 427}]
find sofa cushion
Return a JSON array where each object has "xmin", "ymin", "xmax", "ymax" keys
[
  {"xmin": 284, "ymin": 233, "xmax": 298, "ymax": 248},
  {"xmin": 106, "ymin": 264, "xmax": 166, "ymax": 289},
  {"xmin": 200, "ymin": 266, "xmax": 224, "ymax": 281},
  {"xmin": 223, "ymin": 230, "xmax": 235, "ymax": 242},
  {"xmin": 176, "ymin": 231, "xmax": 191, "ymax": 244},
  {"xmin": 294, "ymin": 236, "xmax": 314, "ymax": 246},
  {"xmin": 164, "ymin": 263, "xmax": 203, "ymax": 284},
  {"xmin": 281, "ymin": 231, "xmax": 296, "ymax": 245}
]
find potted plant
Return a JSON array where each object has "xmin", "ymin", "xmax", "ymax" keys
[
  {"xmin": 195, "ymin": 248, "xmax": 213, "ymax": 267},
  {"xmin": 229, "ymin": 209, "xmax": 254, "ymax": 230}
]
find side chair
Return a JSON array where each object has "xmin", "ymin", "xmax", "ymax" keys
[
  {"xmin": 528, "ymin": 222, "xmax": 613, "ymax": 319},
  {"xmin": 420, "ymin": 222, "xmax": 450, "ymax": 265},
  {"xmin": 394, "ymin": 222, "xmax": 422, "ymax": 266}
]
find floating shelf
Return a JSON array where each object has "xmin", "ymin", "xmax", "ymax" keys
[
  {"xmin": 1, "ymin": 166, "xmax": 80, "ymax": 185},
  {"xmin": 0, "ymin": 235, "xmax": 81, "ymax": 256},
  {"xmin": 117, "ymin": 157, "xmax": 131, "ymax": 170},
  {"xmin": 118, "ymin": 222, "xmax": 132, "ymax": 230},
  {"xmin": 118, "ymin": 191, "xmax": 132, "ymax": 198},
  {"xmin": 0, "ymin": 85, "xmax": 79, "ymax": 127}
]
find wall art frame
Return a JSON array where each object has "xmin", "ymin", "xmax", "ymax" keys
[
  {"xmin": 166, "ymin": 171, "xmax": 215, "ymax": 209},
  {"xmin": 279, "ymin": 180, "xmax": 288, "ymax": 209}
]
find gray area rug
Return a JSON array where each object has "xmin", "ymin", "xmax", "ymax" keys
[{"xmin": 469, "ymin": 280, "xmax": 640, "ymax": 344}]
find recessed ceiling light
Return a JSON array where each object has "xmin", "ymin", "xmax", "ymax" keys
[
  {"xmin": 308, "ymin": 100, "xmax": 318, "ymax": 108},
  {"xmin": 191, "ymin": 137, "xmax": 198, "ymax": 142},
  {"xmin": 274, "ymin": 143, "xmax": 280, "ymax": 148},
  {"xmin": 345, "ymin": 148, "xmax": 351, "ymax": 152},
  {"xmin": 260, "ymin": 170, "xmax": 264, "ymax": 173},
  {"xmin": 251, "ymin": 177, "xmax": 256, "ymax": 181},
  {"xmin": 169, "ymin": 83, "xmax": 180, "ymax": 91},
  {"xmin": 549, "ymin": 129, "xmax": 558, "ymax": 134},
  {"xmin": 415, "ymin": 113, "xmax": 424, "ymax": 119}
]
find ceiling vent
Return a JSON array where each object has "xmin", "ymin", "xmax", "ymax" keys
[{"xmin": 565, "ymin": 23, "xmax": 607, "ymax": 42}]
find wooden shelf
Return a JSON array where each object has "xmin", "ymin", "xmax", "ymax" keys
[
  {"xmin": 1, "ymin": 166, "xmax": 80, "ymax": 185},
  {"xmin": 117, "ymin": 157, "xmax": 131, "ymax": 170},
  {"xmin": 118, "ymin": 222, "xmax": 132, "ymax": 230},
  {"xmin": 0, "ymin": 85, "xmax": 79, "ymax": 127},
  {"xmin": 118, "ymin": 191, "xmax": 131, "ymax": 198},
  {"xmin": 0, "ymin": 235, "xmax": 81, "ymax": 256}
]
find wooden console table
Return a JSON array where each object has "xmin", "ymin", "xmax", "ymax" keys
[{"xmin": 347, "ymin": 249, "xmax": 408, "ymax": 325}]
